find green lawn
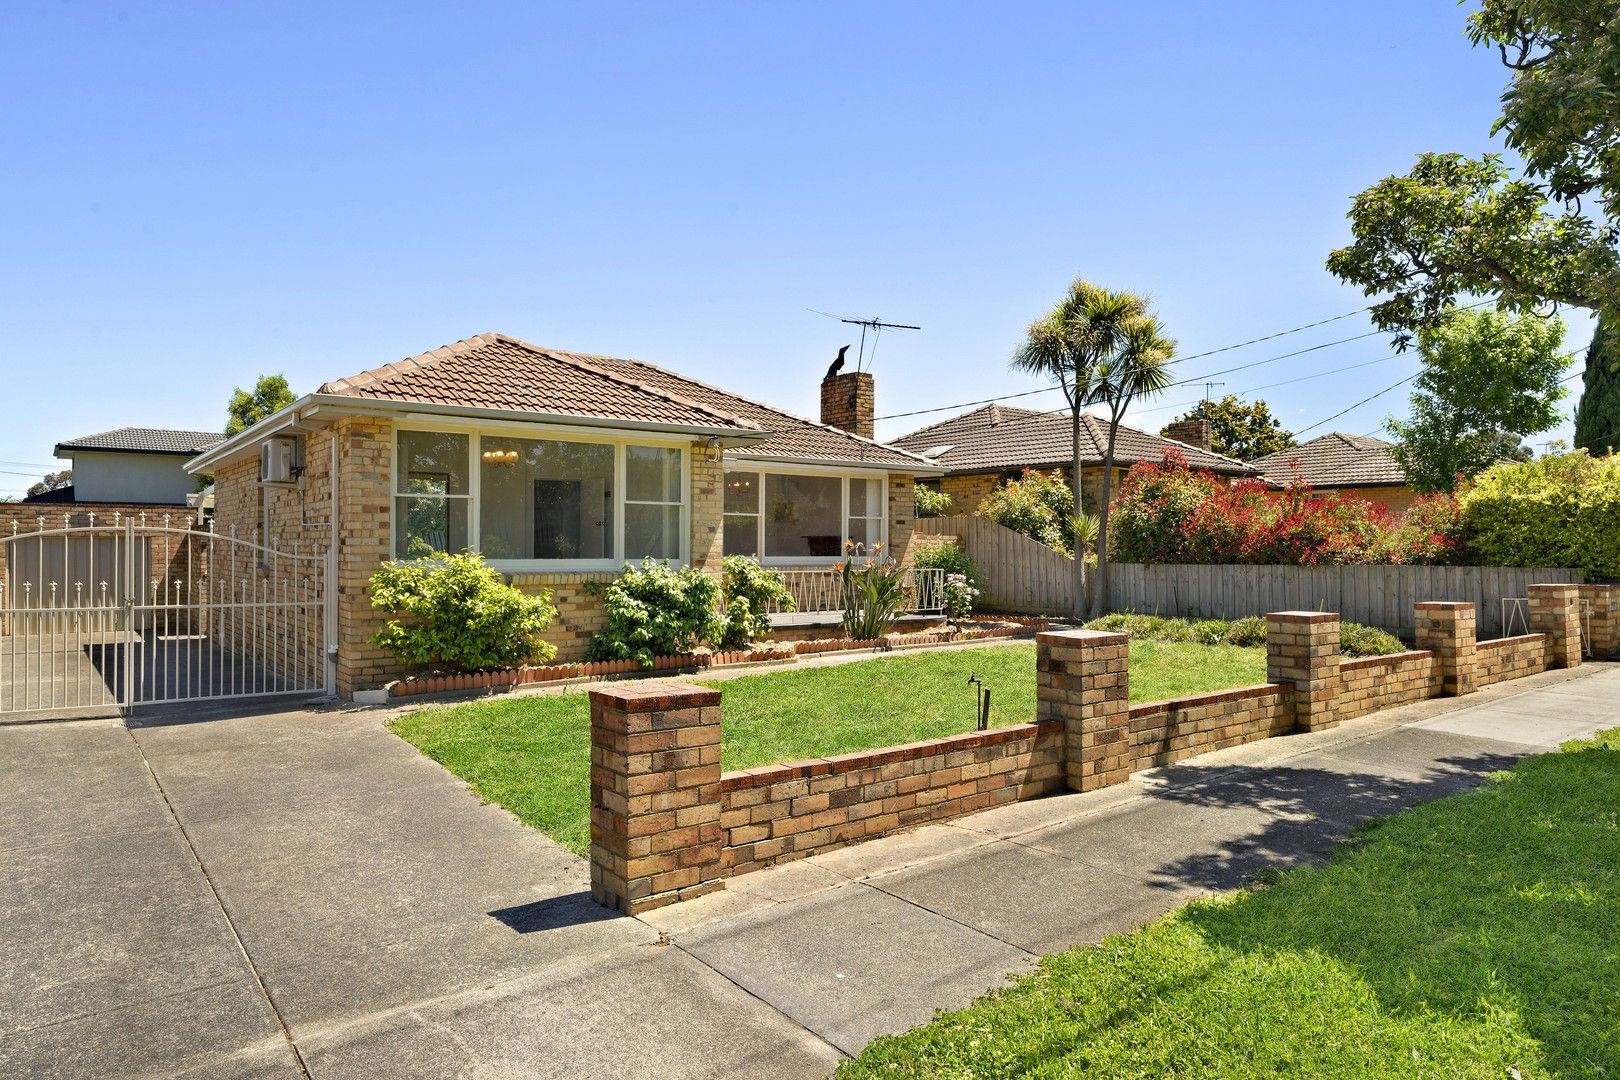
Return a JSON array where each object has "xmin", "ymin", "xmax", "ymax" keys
[
  {"xmin": 389, "ymin": 641, "xmax": 1264, "ymax": 855},
  {"xmin": 840, "ymin": 729, "xmax": 1620, "ymax": 1079}
]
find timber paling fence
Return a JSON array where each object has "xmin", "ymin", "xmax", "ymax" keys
[{"xmin": 917, "ymin": 516, "xmax": 1584, "ymax": 639}]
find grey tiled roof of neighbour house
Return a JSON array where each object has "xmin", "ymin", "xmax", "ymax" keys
[
  {"xmin": 55, "ymin": 428, "xmax": 225, "ymax": 456},
  {"xmin": 1249, "ymin": 432, "xmax": 1409, "ymax": 488},
  {"xmin": 891, "ymin": 403, "xmax": 1255, "ymax": 476},
  {"xmin": 318, "ymin": 333, "xmax": 936, "ymax": 469}
]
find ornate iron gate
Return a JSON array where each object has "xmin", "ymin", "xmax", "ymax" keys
[{"xmin": 0, "ymin": 513, "xmax": 332, "ymax": 720}]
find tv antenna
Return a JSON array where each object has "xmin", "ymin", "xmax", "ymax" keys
[
  {"xmin": 1201, "ymin": 380, "xmax": 1226, "ymax": 405},
  {"xmin": 808, "ymin": 309, "xmax": 921, "ymax": 372}
]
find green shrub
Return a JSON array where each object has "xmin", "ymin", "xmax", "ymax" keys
[
  {"xmin": 716, "ymin": 556, "xmax": 794, "ymax": 650},
  {"xmin": 370, "ymin": 552, "xmax": 558, "ymax": 673},
  {"xmin": 1340, "ymin": 621, "xmax": 1405, "ymax": 657},
  {"xmin": 913, "ymin": 483, "xmax": 953, "ymax": 518},
  {"xmin": 978, "ymin": 469, "xmax": 1076, "ymax": 554},
  {"xmin": 587, "ymin": 561, "xmax": 723, "ymax": 668},
  {"xmin": 912, "ymin": 535, "xmax": 984, "ymax": 590},
  {"xmin": 941, "ymin": 573, "xmax": 979, "ymax": 622},
  {"xmin": 1082, "ymin": 611, "xmax": 1404, "ymax": 657},
  {"xmin": 1225, "ymin": 616, "xmax": 1268, "ymax": 647},
  {"xmin": 1459, "ymin": 450, "xmax": 1620, "ymax": 577}
]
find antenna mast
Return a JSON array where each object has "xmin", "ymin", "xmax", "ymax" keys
[{"xmin": 809, "ymin": 310, "xmax": 921, "ymax": 372}]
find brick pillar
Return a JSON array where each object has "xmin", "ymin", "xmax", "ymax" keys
[
  {"xmin": 1036, "ymin": 629, "xmax": 1131, "ymax": 792},
  {"xmin": 1577, "ymin": 584, "xmax": 1618, "ymax": 660},
  {"xmin": 589, "ymin": 681, "xmax": 726, "ymax": 915},
  {"xmin": 1266, "ymin": 612, "xmax": 1340, "ymax": 732},
  {"xmin": 1528, "ymin": 583, "xmax": 1582, "ymax": 668},
  {"xmin": 688, "ymin": 440, "xmax": 725, "ymax": 575},
  {"xmin": 1414, "ymin": 601, "xmax": 1477, "ymax": 696}
]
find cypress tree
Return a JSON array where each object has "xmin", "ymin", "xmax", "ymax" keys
[{"xmin": 1574, "ymin": 313, "xmax": 1620, "ymax": 455}]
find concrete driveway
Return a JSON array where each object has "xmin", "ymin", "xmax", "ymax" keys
[
  {"xmin": 3, "ymin": 664, "xmax": 1616, "ymax": 1077},
  {"xmin": 0, "ymin": 704, "xmax": 838, "ymax": 1079}
]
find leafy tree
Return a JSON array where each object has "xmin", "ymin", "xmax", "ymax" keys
[
  {"xmin": 1162, "ymin": 396, "xmax": 1294, "ymax": 460},
  {"xmin": 26, "ymin": 469, "xmax": 72, "ymax": 497},
  {"xmin": 1326, "ymin": 3, "xmax": 1620, "ymax": 344},
  {"xmin": 1386, "ymin": 309, "xmax": 1571, "ymax": 493},
  {"xmin": 977, "ymin": 470, "xmax": 1076, "ymax": 553},
  {"xmin": 226, "ymin": 374, "xmax": 296, "ymax": 437},
  {"xmin": 1574, "ymin": 313, "xmax": 1620, "ymax": 454},
  {"xmin": 1012, "ymin": 279, "xmax": 1173, "ymax": 618}
]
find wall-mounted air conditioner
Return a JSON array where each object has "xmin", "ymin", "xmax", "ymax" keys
[{"xmin": 260, "ymin": 436, "xmax": 305, "ymax": 485}]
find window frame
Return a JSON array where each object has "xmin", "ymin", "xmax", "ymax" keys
[
  {"xmin": 390, "ymin": 421, "xmax": 690, "ymax": 571},
  {"xmin": 720, "ymin": 463, "xmax": 890, "ymax": 565}
]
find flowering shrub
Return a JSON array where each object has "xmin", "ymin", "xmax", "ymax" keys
[
  {"xmin": 1111, "ymin": 451, "xmax": 1463, "ymax": 566},
  {"xmin": 977, "ymin": 469, "xmax": 1076, "ymax": 553},
  {"xmin": 912, "ymin": 535, "xmax": 984, "ymax": 590},
  {"xmin": 837, "ymin": 543, "xmax": 912, "ymax": 639},
  {"xmin": 941, "ymin": 573, "xmax": 979, "ymax": 622}
]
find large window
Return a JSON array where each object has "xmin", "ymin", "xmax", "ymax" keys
[
  {"xmin": 393, "ymin": 428, "xmax": 686, "ymax": 565},
  {"xmin": 723, "ymin": 470, "xmax": 887, "ymax": 561}
]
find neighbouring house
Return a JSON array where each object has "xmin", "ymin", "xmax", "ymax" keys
[
  {"xmin": 24, "ymin": 427, "xmax": 223, "ymax": 506},
  {"xmin": 1250, "ymin": 432, "xmax": 1418, "ymax": 513},
  {"xmin": 185, "ymin": 332, "xmax": 941, "ymax": 696},
  {"xmin": 891, "ymin": 405, "xmax": 1254, "ymax": 514}
]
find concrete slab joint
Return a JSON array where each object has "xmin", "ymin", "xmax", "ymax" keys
[
  {"xmin": 1265, "ymin": 611, "xmax": 1340, "ymax": 732},
  {"xmin": 1527, "ymin": 583, "xmax": 1583, "ymax": 669}
]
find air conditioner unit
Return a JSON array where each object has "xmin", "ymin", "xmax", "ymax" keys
[{"xmin": 260, "ymin": 436, "xmax": 304, "ymax": 485}]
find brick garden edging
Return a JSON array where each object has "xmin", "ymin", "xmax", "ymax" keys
[
  {"xmin": 589, "ymin": 584, "xmax": 1606, "ymax": 915},
  {"xmin": 388, "ymin": 619, "xmax": 1049, "ymax": 700}
]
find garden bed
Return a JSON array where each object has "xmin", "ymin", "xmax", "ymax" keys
[{"xmin": 386, "ymin": 617, "xmax": 1048, "ymax": 700}]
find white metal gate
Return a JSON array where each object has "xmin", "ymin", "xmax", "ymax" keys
[{"xmin": 1, "ymin": 513, "xmax": 332, "ymax": 720}]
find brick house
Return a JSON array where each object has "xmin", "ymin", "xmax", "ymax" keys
[
  {"xmin": 1250, "ymin": 432, "xmax": 1418, "ymax": 513},
  {"xmin": 185, "ymin": 333, "xmax": 940, "ymax": 697},
  {"xmin": 891, "ymin": 405, "xmax": 1254, "ymax": 514}
]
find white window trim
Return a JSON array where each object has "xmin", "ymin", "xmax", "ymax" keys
[
  {"xmin": 391, "ymin": 421, "xmax": 690, "ymax": 572},
  {"xmin": 721, "ymin": 465, "xmax": 889, "ymax": 566}
]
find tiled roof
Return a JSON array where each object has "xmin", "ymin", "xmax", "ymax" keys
[
  {"xmin": 320, "ymin": 333, "xmax": 934, "ymax": 469},
  {"xmin": 1250, "ymin": 432, "xmax": 1408, "ymax": 488},
  {"xmin": 56, "ymin": 428, "xmax": 225, "ymax": 455},
  {"xmin": 891, "ymin": 404, "xmax": 1254, "ymax": 476}
]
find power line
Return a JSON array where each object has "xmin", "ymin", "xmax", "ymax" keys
[{"xmin": 1131, "ymin": 353, "xmax": 1406, "ymax": 421}]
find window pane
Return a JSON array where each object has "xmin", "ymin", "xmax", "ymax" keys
[
  {"xmin": 479, "ymin": 436, "xmax": 615, "ymax": 560},
  {"xmin": 764, "ymin": 474, "xmax": 842, "ymax": 558},
  {"xmin": 397, "ymin": 431, "xmax": 469, "ymax": 495},
  {"xmin": 724, "ymin": 471, "xmax": 759, "ymax": 514},
  {"xmin": 395, "ymin": 497, "xmax": 468, "ymax": 559},
  {"xmin": 625, "ymin": 504, "xmax": 682, "ymax": 560},
  {"xmin": 723, "ymin": 514, "xmax": 759, "ymax": 556},
  {"xmin": 847, "ymin": 517, "xmax": 881, "ymax": 552},
  {"xmin": 849, "ymin": 477, "xmax": 883, "ymax": 517},
  {"xmin": 627, "ymin": 445, "xmax": 682, "ymax": 504}
]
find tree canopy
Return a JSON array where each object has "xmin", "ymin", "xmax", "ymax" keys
[
  {"xmin": 1386, "ymin": 309, "xmax": 1571, "ymax": 493},
  {"xmin": 1327, "ymin": 1, "xmax": 1620, "ymax": 344},
  {"xmin": 1574, "ymin": 313, "xmax": 1620, "ymax": 455},
  {"xmin": 1162, "ymin": 395, "xmax": 1294, "ymax": 461},
  {"xmin": 26, "ymin": 469, "xmax": 72, "ymax": 497},
  {"xmin": 226, "ymin": 374, "xmax": 296, "ymax": 437}
]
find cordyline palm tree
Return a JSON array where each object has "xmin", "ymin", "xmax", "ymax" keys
[{"xmin": 1012, "ymin": 279, "xmax": 1175, "ymax": 620}]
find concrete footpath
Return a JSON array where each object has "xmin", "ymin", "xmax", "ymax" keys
[{"xmin": 1, "ymin": 665, "xmax": 1616, "ymax": 1078}]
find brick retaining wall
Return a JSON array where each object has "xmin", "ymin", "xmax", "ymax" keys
[{"xmin": 589, "ymin": 586, "xmax": 1600, "ymax": 914}]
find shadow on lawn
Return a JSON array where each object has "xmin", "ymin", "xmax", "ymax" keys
[{"xmin": 1136, "ymin": 740, "xmax": 1620, "ymax": 1074}]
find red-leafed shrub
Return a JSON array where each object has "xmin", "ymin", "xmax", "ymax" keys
[{"xmin": 1111, "ymin": 451, "xmax": 1464, "ymax": 566}]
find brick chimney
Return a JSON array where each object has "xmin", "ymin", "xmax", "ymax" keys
[
  {"xmin": 821, "ymin": 371, "xmax": 874, "ymax": 439},
  {"xmin": 1165, "ymin": 419, "xmax": 1213, "ymax": 453}
]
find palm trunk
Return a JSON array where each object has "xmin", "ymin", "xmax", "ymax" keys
[
  {"xmin": 1091, "ymin": 416, "xmax": 1120, "ymax": 619},
  {"xmin": 1071, "ymin": 404, "xmax": 1085, "ymax": 622}
]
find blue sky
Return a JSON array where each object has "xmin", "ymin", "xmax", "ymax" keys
[{"xmin": 0, "ymin": 1, "xmax": 1592, "ymax": 495}]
